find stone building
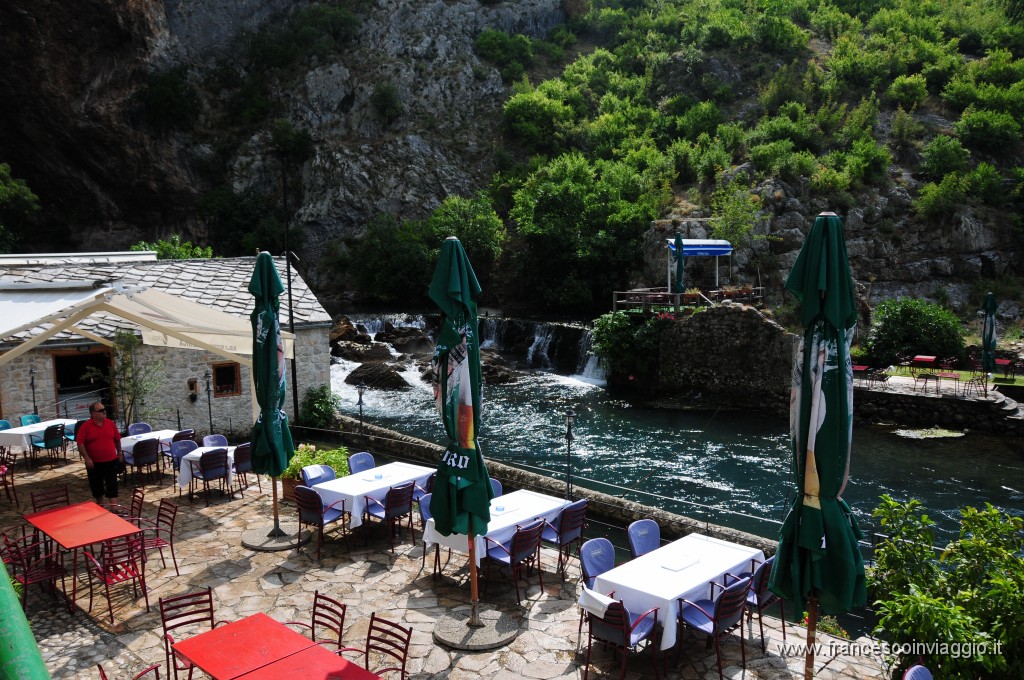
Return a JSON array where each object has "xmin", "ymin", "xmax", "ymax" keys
[{"xmin": 0, "ymin": 252, "xmax": 331, "ymax": 438}]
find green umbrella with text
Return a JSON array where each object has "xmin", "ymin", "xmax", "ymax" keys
[
  {"xmin": 249, "ymin": 251, "xmax": 295, "ymax": 537},
  {"xmin": 769, "ymin": 213, "xmax": 866, "ymax": 679},
  {"xmin": 982, "ymin": 292, "xmax": 997, "ymax": 375},
  {"xmin": 428, "ymin": 236, "xmax": 494, "ymax": 626},
  {"xmin": 673, "ymin": 232, "xmax": 685, "ymax": 293}
]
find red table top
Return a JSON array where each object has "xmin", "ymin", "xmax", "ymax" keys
[
  {"xmin": 913, "ymin": 355, "xmax": 937, "ymax": 363},
  {"xmin": 995, "ymin": 358, "xmax": 1011, "ymax": 365},
  {"xmin": 236, "ymin": 645, "xmax": 382, "ymax": 680},
  {"xmin": 172, "ymin": 613, "xmax": 316, "ymax": 680},
  {"xmin": 24, "ymin": 501, "xmax": 139, "ymax": 550}
]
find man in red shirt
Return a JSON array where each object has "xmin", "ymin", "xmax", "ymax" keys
[{"xmin": 76, "ymin": 401, "xmax": 124, "ymax": 503}]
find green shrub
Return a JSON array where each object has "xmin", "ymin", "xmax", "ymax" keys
[
  {"xmin": 888, "ymin": 106, "xmax": 924, "ymax": 158},
  {"xmin": 281, "ymin": 442, "xmax": 350, "ymax": 480},
  {"xmin": 865, "ymin": 297, "xmax": 965, "ymax": 366},
  {"xmin": 845, "ymin": 137, "xmax": 891, "ymax": 187},
  {"xmin": 370, "ymin": 82, "xmax": 403, "ymax": 124},
  {"xmin": 677, "ymin": 101, "xmax": 723, "ymax": 141},
  {"xmin": 887, "ymin": 73, "xmax": 929, "ymax": 109},
  {"xmin": 592, "ymin": 311, "xmax": 675, "ymax": 380},
  {"xmin": 954, "ymin": 107, "xmax": 1022, "ymax": 153},
  {"xmin": 915, "ymin": 173, "xmax": 968, "ymax": 220},
  {"xmin": 919, "ymin": 134, "xmax": 970, "ymax": 180},
  {"xmin": 965, "ymin": 162, "xmax": 1005, "ymax": 205},
  {"xmin": 503, "ymin": 89, "xmax": 573, "ymax": 152},
  {"xmin": 300, "ymin": 384, "xmax": 342, "ymax": 429}
]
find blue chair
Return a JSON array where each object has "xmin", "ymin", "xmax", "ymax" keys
[
  {"xmin": 363, "ymin": 481, "xmax": 416, "ymax": 552},
  {"xmin": 301, "ymin": 464, "xmax": 336, "ymax": 487},
  {"xmin": 168, "ymin": 439, "xmax": 198, "ymax": 476},
  {"xmin": 188, "ymin": 448, "xmax": 231, "ymax": 506},
  {"xmin": 578, "ymin": 537, "xmax": 616, "ymax": 634},
  {"xmin": 202, "ymin": 434, "xmax": 228, "ymax": 448},
  {"xmin": 127, "ymin": 422, "xmax": 152, "ymax": 435},
  {"xmin": 417, "ymin": 492, "xmax": 445, "ymax": 578},
  {"xmin": 738, "ymin": 555, "xmax": 786, "ymax": 651},
  {"xmin": 127, "ymin": 438, "xmax": 161, "ymax": 486},
  {"xmin": 582, "ymin": 598, "xmax": 660, "ymax": 680},
  {"xmin": 627, "ymin": 519, "xmax": 660, "ymax": 559},
  {"xmin": 29, "ymin": 423, "xmax": 66, "ymax": 469},
  {"xmin": 413, "ymin": 471, "xmax": 436, "ymax": 508},
  {"xmin": 490, "ymin": 478, "xmax": 503, "ymax": 497},
  {"xmin": 541, "ymin": 498, "xmax": 588, "ymax": 579},
  {"xmin": 677, "ymin": 575, "xmax": 752, "ymax": 680},
  {"xmin": 232, "ymin": 443, "xmax": 260, "ymax": 494},
  {"xmin": 347, "ymin": 451, "xmax": 374, "ymax": 474},
  {"xmin": 20, "ymin": 414, "xmax": 40, "ymax": 427},
  {"xmin": 0, "ymin": 420, "xmax": 11, "ymax": 430},
  {"xmin": 63, "ymin": 420, "xmax": 86, "ymax": 452},
  {"xmin": 483, "ymin": 518, "xmax": 544, "ymax": 605},
  {"xmin": 294, "ymin": 485, "xmax": 350, "ymax": 561},
  {"xmin": 903, "ymin": 665, "xmax": 932, "ymax": 680}
]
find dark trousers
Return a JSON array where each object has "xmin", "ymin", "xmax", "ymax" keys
[{"xmin": 87, "ymin": 459, "xmax": 120, "ymax": 500}]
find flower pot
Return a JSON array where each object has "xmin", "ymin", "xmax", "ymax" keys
[{"xmin": 281, "ymin": 477, "xmax": 300, "ymax": 504}]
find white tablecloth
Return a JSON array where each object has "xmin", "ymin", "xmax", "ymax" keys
[
  {"xmin": 589, "ymin": 533, "xmax": 764, "ymax": 650},
  {"xmin": 121, "ymin": 429, "xmax": 178, "ymax": 461},
  {"xmin": 423, "ymin": 489, "xmax": 571, "ymax": 567},
  {"xmin": 0, "ymin": 419, "xmax": 77, "ymax": 450},
  {"xmin": 178, "ymin": 446, "xmax": 236, "ymax": 489},
  {"xmin": 312, "ymin": 461, "xmax": 435, "ymax": 529}
]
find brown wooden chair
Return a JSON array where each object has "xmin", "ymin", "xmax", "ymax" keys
[
  {"xmin": 582, "ymin": 598, "xmax": 660, "ymax": 680},
  {"xmin": 362, "ymin": 481, "xmax": 416, "ymax": 552},
  {"xmin": 2, "ymin": 532, "xmax": 67, "ymax": 609},
  {"xmin": 541, "ymin": 498, "xmax": 588, "ymax": 579},
  {"xmin": 83, "ymin": 534, "xmax": 149, "ymax": 623},
  {"xmin": 158, "ymin": 587, "xmax": 227, "ymax": 680},
  {"xmin": 30, "ymin": 485, "xmax": 70, "ymax": 513},
  {"xmin": 104, "ymin": 487, "xmax": 146, "ymax": 519},
  {"xmin": 1, "ymin": 449, "xmax": 19, "ymax": 505},
  {"xmin": 285, "ymin": 590, "xmax": 348, "ymax": 650},
  {"xmin": 132, "ymin": 498, "xmax": 180, "ymax": 576},
  {"xmin": 97, "ymin": 663, "xmax": 161, "ymax": 679},
  {"xmin": 340, "ymin": 612, "xmax": 412, "ymax": 680}
]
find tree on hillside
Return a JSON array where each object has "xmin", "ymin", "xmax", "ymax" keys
[
  {"xmin": 130, "ymin": 235, "xmax": 213, "ymax": 259},
  {"xmin": 0, "ymin": 162, "xmax": 39, "ymax": 253}
]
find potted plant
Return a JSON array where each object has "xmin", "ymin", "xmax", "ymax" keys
[
  {"xmin": 280, "ymin": 443, "xmax": 351, "ymax": 502},
  {"xmin": 683, "ymin": 286, "xmax": 702, "ymax": 303}
]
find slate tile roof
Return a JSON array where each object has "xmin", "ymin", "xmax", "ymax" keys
[{"xmin": 0, "ymin": 255, "xmax": 331, "ymax": 343}]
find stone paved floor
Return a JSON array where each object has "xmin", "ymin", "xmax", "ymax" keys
[{"xmin": 3, "ymin": 457, "xmax": 892, "ymax": 679}]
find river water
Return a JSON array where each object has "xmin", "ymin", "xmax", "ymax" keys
[{"xmin": 329, "ymin": 316, "xmax": 1024, "ymax": 543}]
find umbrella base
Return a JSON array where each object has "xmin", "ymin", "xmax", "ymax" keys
[
  {"xmin": 241, "ymin": 522, "xmax": 311, "ymax": 552},
  {"xmin": 433, "ymin": 607, "xmax": 518, "ymax": 651}
]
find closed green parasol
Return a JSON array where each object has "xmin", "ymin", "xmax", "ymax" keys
[
  {"xmin": 673, "ymin": 232, "xmax": 685, "ymax": 293},
  {"xmin": 428, "ymin": 237, "xmax": 494, "ymax": 625},
  {"xmin": 982, "ymin": 292, "xmax": 997, "ymax": 375},
  {"xmin": 769, "ymin": 213, "xmax": 866, "ymax": 679},
  {"xmin": 249, "ymin": 252, "xmax": 295, "ymax": 537}
]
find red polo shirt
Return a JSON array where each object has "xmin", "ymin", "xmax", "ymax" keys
[{"xmin": 76, "ymin": 418, "xmax": 120, "ymax": 463}]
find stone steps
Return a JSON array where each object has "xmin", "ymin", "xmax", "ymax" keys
[{"xmin": 988, "ymin": 388, "xmax": 1023, "ymax": 418}]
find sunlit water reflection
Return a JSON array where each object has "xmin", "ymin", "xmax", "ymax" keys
[{"xmin": 330, "ymin": 360, "xmax": 1024, "ymax": 542}]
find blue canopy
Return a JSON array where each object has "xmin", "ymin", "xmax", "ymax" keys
[{"xmin": 666, "ymin": 239, "xmax": 733, "ymax": 289}]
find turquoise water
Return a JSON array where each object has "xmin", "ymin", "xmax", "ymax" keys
[{"xmin": 330, "ymin": 359, "xmax": 1024, "ymax": 542}]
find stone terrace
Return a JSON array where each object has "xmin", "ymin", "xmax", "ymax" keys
[{"xmin": 3, "ymin": 457, "xmax": 890, "ymax": 679}]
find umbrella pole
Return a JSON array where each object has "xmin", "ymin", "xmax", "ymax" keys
[
  {"xmin": 467, "ymin": 530, "xmax": 483, "ymax": 628},
  {"xmin": 804, "ymin": 593, "xmax": 818, "ymax": 680},
  {"xmin": 267, "ymin": 475, "xmax": 286, "ymax": 538}
]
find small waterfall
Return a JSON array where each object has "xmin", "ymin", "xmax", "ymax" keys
[
  {"xmin": 479, "ymin": 317, "xmax": 505, "ymax": 349},
  {"xmin": 527, "ymin": 325, "xmax": 555, "ymax": 369},
  {"xmin": 572, "ymin": 329, "xmax": 607, "ymax": 384},
  {"xmin": 348, "ymin": 314, "xmax": 428, "ymax": 337}
]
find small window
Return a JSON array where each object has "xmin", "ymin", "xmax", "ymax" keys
[{"xmin": 212, "ymin": 362, "xmax": 240, "ymax": 397}]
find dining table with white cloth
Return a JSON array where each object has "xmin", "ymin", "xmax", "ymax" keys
[
  {"xmin": 422, "ymin": 489, "xmax": 571, "ymax": 567},
  {"xmin": 0, "ymin": 418, "xmax": 78, "ymax": 450},
  {"xmin": 177, "ymin": 446, "xmax": 236, "ymax": 489},
  {"xmin": 312, "ymin": 461, "xmax": 435, "ymax": 529},
  {"xmin": 120, "ymin": 429, "xmax": 178, "ymax": 461},
  {"xmin": 588, "ymin": 533, "xmax": 765, "ymax": 650}
]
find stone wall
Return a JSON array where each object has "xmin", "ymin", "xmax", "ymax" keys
[
  {"xmin": 855, "ymin": 386, "xmax": 1023, "ymax": 434},
  {"xmin": 297, "ymin": 418, "xmax": 779, "ymax": 557},
  {"xmin": 657, "ymin": 304, "xmax": 795, "ymax": 415}
]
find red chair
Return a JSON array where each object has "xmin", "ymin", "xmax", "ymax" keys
[
  {"xmin": 84, "ymin": 534, "xmax": 150, "ymax": 623},
  {"xmin": 340, "ymin": 612, "xmax": 412, "ymax": 679},
  {"xmin": 2, "ymin": 533, "xmax": 67, "ymax": 609},
  {"xmin": 285, "ymin": 590, "xmax": 348, "ymax": 650},
  {"xmin": 483, "ymin": 518, "xmax": 545, "ymax": 605},
  {"xmin": 158, "ymin": 587, "xmax": 227, "ymax": 680},
  {"xmin": 97, "ymin": 663, "xmax": 161, "ymax": 679},
  {"xmin": 132, "ymin": 498, "xmax": 180, "ymax": 576},
  {"xmin": 104, "ymin": 487, "xmax": 146, "ymax": 519},
  {"xmin": 582, "ymin": 598, "xmax": 660, "ymax": 680},
  {"xmin": 30, "ymin": 485, "xmax": 70, "ymax": 513},
  {"xmin": 362, "ymin": 481, "xmax": 416, "ymax": 552},
  {"xmin": 1, "ymin": 449, "xmax": 18, "ymax": 505}
]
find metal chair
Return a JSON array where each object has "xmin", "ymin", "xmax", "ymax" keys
[
  {"xmin": 128, "ymin": 438, "xmax": 161, "ymax": 486},
  {"xmin": 301, "ymin": 464, "xmax": 336, "ymax": 487},
  {"xmin": 1, "ymin": 449, "xmax": 18, "ymax": 505},
  {"xmin": 105, "ymin": 487, "xmax": 146, "ymax": 519},
  {"xmin": 29, "ymin": 423, "xmax": 66, "ymax": 468},
  {"xmin": 412, "ymin": 471, "xmax": 435, "ymax": 508},
  {"xmin": 626, "ymin": 519, "xmax": 660, "ymax": 559},
  {"xmin": 736, "ymin": 556, "xmax": 786, "ymax": 651},
  {"xmin": 19, "ymin": 414, "xmax": 41, "ymax": 427},
  {"xmin": 416, "ymin": 492, "xmax": 449, "ymax": 578},
  {"xmin": 578, "ymin": 537, "xmax": 616, "ymax": 635},
  {"xmin": 127, "ymin": 422, "xmax": 153, "ymax": 435},
  {"xmin": 158, "ymin": 587, "xmax": 227, "ymax": 680},
  {"xmin": 162, "ymin": 430, "xmax": 195, "ymax": 472},
  {"xmin": 541, "ymin": 498, "xmax": 588, "ymax": 579},
  {"xmin": 188, "ymin": 448, "xmax": 231, "ymax": 506},
  {"xmin": 167, "ymin": 440, "xmax": 198, "ymax": 480},
  {"xmin": 96, "ymin": 663, "xmax": 161, "ymax": 679},
  {"xmin": 2, "ymin": 532, "xmax": 67, "ymax": 609},
  {"xmin": 677, "ymin": 575, "xmax": 752, "ymax": 680},
  {"xmin": 582, "ymin": 596, "xmax": 660, "ymax": 680},
  {"xmin": 64, "ymin": 419, "xmax": 87, "ymax": 456},
  {"xmin": 132, "ymin": 498, "xmax": 180, "ymax": 576},
  {"xmin": 231, "ymin": 443, "xmax": 260, "ymax": 494},
  {"xmin": 342, "ymin": 611, "xmax": 412, "ymax": 680},
  {"xmin": 83, "ymin": 534, "xmax": 149, "ymax": 623},
  {"xmin": 285, "ymin": 590, "xmax": 348, "ymax": 650},
  {"xmin": 294, "ymin": 485, "xmax": 350, "ymax": 560},
  {"xmin": 347, "ymin": 451, "xmax": 375, "ymax": 474},
  {"xmin": 363, "ymin": 481, "xmax": 416, "ymax": 552},
  {"xmin": 483, "ymin": 518, "xmax": 545, "ymax": 605},
  {"xmin": 490, "ymin": 477, "xmax": 503, "ymax": 497},
  {"xmin": 30, "ymin": 485, "xmax": 70, "ymax": 513},
  {"xmin": 202, "ymin": 434, "xmax": 228, "ymax": 448}
]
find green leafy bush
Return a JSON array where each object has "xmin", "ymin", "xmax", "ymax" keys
[
  {"xmin": 474, "ymin": 29, "xmax": 534, "ymax": 82},
  {"xmin": 966, "ymin": 162, "xmax": 1006, "ymax": 205},
  {"xmin": 281, "ymin": 443, "xmax": 350, "ymax": 480},
  {"xmin": 592, "ymin": 311, "xmax": 675, "ymax": 380},
  {"xmin": 888, "ymin": 106, "xmax": 924, "ymax": 158},
  {"xmin": 371, "ymin": 82, "xmax": 403, "ymax": 124},
  {"xmin": 130, "ymin": 235, "xmax": 213, "ymax": 259},
  {"xmin": 887, "ymin": 73, "xmax": 929, "ymax": 109},
  {"xmin": 865, "ymin": 297, "xmax": 965, "ymax": 366},
  {"xmin": 919, "ymin": 135, "xmax": 970, "ymax": 180},
  {"xmin": 870, "ymin": 496, "xmax": 1023, "ymax": 677},
  {"xmin": 502, "ymin": 89, "xmax": 573, "ymax": 152},
  {"xmin": 954, "ymin": 107, "xmax": 1022, "ymax": 153},
  {"xmin": 914, "ymin": 173, "xmax": 967, "ymax": 220},
  {"xmin": 300, "ymin": 384, "xmax": 342, "ymax": 429}
]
